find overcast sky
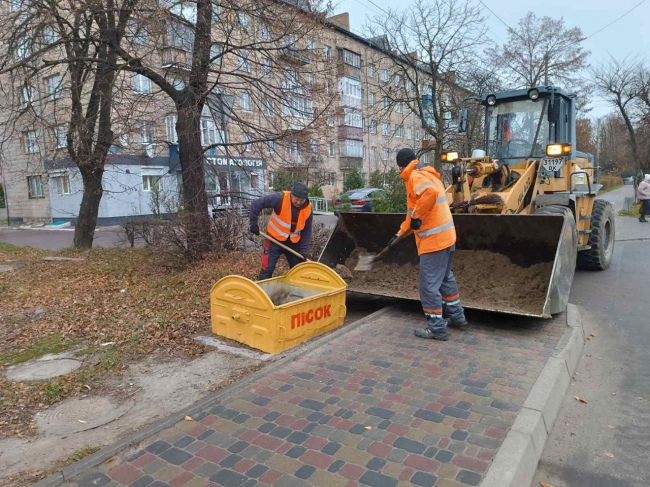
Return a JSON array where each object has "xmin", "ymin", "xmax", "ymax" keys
[{"xmin": 333, "ymin": 0, "xmax": 648, "ymax": 118}]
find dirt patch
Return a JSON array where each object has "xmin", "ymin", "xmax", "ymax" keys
[{"xmin": 344, "ymin": 249, "xmax": 553, "ymax": 315}]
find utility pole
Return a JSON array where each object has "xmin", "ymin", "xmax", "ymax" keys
[{"xmin": 544, "ymin": 52, "xmax": 549, "ymax": 85}]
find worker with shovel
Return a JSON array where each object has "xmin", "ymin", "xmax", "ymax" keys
[
  {"xmin": 393, "ymin": 148, "xmax": 467, "ymax": 341},
  {"xmin": 249, "ymin": 182, "xmax": 313, "ymax": 279}
]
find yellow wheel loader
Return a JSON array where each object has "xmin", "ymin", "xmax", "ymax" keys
[{"xmin": 319, "ymin": 86, "xmax": 615, "ymax": 318}]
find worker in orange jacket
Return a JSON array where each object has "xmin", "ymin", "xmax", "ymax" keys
[{"xmin": 390, "ymin": 148, "xmax": 467, "ymax": 340}]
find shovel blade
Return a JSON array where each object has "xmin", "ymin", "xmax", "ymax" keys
[{"xmin": 353, "ymin": 252, "xmax": 376, "ymax": 271}]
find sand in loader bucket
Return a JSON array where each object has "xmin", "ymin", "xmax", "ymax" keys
[
  {"xmin": 343, "ymin": 249, "xmax": 553, "ymax": 316},
  {"xmin": 321, "ymin": 212, "xmax": 574, "ymax": 318}
]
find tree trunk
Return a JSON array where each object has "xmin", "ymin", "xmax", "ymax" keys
[
  {"xmin": 176, "ymin": 103, "xmax": 213, "ymax": 257},
  {"xmin": 73, "ymin": 166, "xmax": 104, "ymax": 249}
]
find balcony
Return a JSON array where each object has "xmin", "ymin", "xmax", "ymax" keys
[
  {"xmin": 339, "ymin": 94, "xmax": 362, "ymax": 109},
  {"xmin": 338, "ymin": 125, "xmax": 363, "ymax": 141},
  {"xmin": 279, "ymin": 47, "xmax": 310, "ymax": 66},
  {"xmin": 282, "ymin": 117, "xmax": 311, "ymax": 132},
  {"xmin": 337, "ymin": 63, "xmax": 361, "ymax": 80},
  {"xmin": 162, "ymin": 46, "xmax": 192, "ymax": 70},
  {"xmin": 339, "ymin": 157, "xmax": 363, "ymax": 170}
]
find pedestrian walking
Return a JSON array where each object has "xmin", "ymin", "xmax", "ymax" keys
[
  {"xmin": 249, "ymin": 183, "xmax": 313, "ymax": 279},
  {"xmin": 387, "ymin": 148, "xmax": 467, "ymax": 341},
  {"xmin": 638, "ymin": 174, "xmax": 650, "ymax": 223}
]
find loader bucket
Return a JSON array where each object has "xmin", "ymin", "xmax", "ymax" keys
[{"xmin": 319, "ymin": 212, "xmax": 576, "ymax": 318}]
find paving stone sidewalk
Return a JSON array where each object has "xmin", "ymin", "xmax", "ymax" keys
[{"xmin": 68, "ymin": 305, "xmax": 565, "ymax": 487}]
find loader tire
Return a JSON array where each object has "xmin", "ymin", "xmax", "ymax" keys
[
  {"xmin": 535, "ymin": 205, "xmax": 578, "ymax": 264},
  {"xmin": 577, "ymin": 200, "xmax": 615, "ymax": 271}
]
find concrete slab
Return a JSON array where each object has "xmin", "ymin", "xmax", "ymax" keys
[
  {"xmin": 480, "ymin": 429, "xmax": 539, "ymax": 487},
  {"xmin": 6, "ymin": 358, "xmax": 82, "ymax": 381},
  {"xmin": 511, "ymin": 408, "xmax": 548, "ymax": 458},
  {"xmin": 522, "ymin": 356, "xmax": 571, "ymax": 435},
  {"xmin": 194, "ymin": 336, "xmax": 274, "ymax": 361}
]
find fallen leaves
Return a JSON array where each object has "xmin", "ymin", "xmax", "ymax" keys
[
  {"xmin": 184, "ymin": 416, "xmax": 193, "ymax": 421},
  {"xmin": 540, "ymin": 482, "xmax": 553, "ymax": 487},
  {"xmin": 574, "ymin": 396, "xmax": 588, "ymax": 404},
  {"xmin": 604, "ymin": 452, "xmax": 615, "ymax": 458}
]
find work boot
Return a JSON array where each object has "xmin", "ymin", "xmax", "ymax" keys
[
  {"xmin": 415, "ymin": 328, "xmax": 448, "ymax": 341},
  {"xmin": 447, "ymin": 318, "xmax": 469, "ymax": 328},
  {"xmin": 640, "ymin": 217, "xmax": 648, "ymax": 223}
]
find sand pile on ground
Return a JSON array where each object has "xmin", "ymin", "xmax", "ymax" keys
[{"xmin": 343, "ymin": 249, "xmax": 553, "ymax": 315}]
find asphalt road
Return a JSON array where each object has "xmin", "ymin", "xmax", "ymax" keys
[{"xmin": 532, "ymin": 186, "xmax": 650, "ymax": 487}]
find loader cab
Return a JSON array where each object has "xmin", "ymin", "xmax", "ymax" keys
[{"xmin": 460, "ymin": 87, "xmax": 576, "ymax": 166}]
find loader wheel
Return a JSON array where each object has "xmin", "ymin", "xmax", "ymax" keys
[
  {"xmin": 535, "ymin": 205, "xmax": 578, "ymax": 262},
  {"xmin": 577, "ymin": 200, "xmax": 615, "ymax": 271}
]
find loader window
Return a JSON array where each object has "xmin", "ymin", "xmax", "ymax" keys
[{"xmin": 486, "ymin": 99, "xmax": 549, "ymax": 164}]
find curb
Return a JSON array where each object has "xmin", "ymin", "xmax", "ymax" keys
[
  {"xmin": 31, "ymin": 305, "xmax": 396, "ymax": 487},
  {"xmin": 480, "ymin": 304, "xmax": 585, "ymax": 487}
]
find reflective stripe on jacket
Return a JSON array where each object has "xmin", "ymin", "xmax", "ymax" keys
[
  {"xmin": 267, "ymin": 191, "xmax": 312, "ymax": 243},
  {"xmin": 398, "ymin": 160, "xmax": 456, "ymax": 255}
]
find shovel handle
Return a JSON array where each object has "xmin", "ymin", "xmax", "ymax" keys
[
  {"xmin": 259, "ymin": 231, "xmax": 308, "ymax": 261},
  {"xmin": 375, "ymin": 230, "xmax": 413, "ymax": 260}
]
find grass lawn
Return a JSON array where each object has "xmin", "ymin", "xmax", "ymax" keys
[
  {"xmin": 0, "ymin": 244, "xmax": 265, "ymax": 438},
  {"xmin": 619, "ymin": 203, "xmax": 642, "ymax": 217}
]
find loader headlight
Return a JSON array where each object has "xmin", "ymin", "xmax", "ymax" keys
[
  {"xmin": 546, "ymin": 144, "xmax": 572, "ymax": 156},
  {"xmin": 441, "ymin": 151, "xmax": 459, "ymax": 162},
  {"xmin": 528, "ymin": 88, "xmax": 540, "ymax": 100},
  {"xmin": 486, "ymin": 95, "xmax": 497, "ymax": 106}
]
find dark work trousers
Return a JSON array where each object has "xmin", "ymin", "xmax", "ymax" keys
[
  {"xmin": 419, "ymin": 245, "xmax": 466, "ymax": 333},
  {"xmin": 259, "ymin": 239, "xmax": 303, "ymax": 280},
  {"xmin": 640, "ymin": 200, "xmax": 650, "ymax": 220}
]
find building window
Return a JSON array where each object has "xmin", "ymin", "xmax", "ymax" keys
[
  {"xmin": 407, "ymin": 127, "xmax": 412, "ymax": 139},
  {"xmin": 395, "ymin": 125, "xmax": 403, "ymax": 138},
  {"xmin": 415, "ymin": 129, "xmax": 421, "ymax": 140},
  {"xmin": 311, "ymin": 140, "xmax": 318, "ymax": 154},
  {"xmin": 323, "ymin": 45, "xmax": 331, "ymax": 61},
  {"xmin": 307, "ymin": 39, "xmax": 316, "ymax": 51},
  {"xmin": 288, "ymin": 140, "xmax": 300, "ymax": 156},
  {"xmin": 136, "ymin": 121, "xmax": 155, "ymax": 144},
  {"xmin": 205, "ymin": 171, "xmax": 218, "ymax": 193},
  {"xmin": 382, "ymin": 97, "xmax": 389, "ymax": 110},
  {"xmin": 328, "ymin": 172, "xmax": 336, "ymax": 186},
  {"xmin": 210, "ymin": 44, "xmax": 222, "ymax": 66},
  {"xmin": 263, "ymin": 98, "xmax": 275, "ymax": 116},
  {"xmin": 53, "ymin": 125, "xmax": 68, "ymax": 149},
  {"xmin": 340, "ymin": 139, "xmax": 363, "ymax": 158},
  {"xmin": 381, "ymin": 122, "xmax": 390, "ymax": 137},
  {"xmin": 406, "ymin": 80, "xmax": 413, "ymax": 92},
  {"xmin": 308, "ymin": 73, "xmax": 316, "ymax": 85},
  {"xmin": 371, "ymin": 146, "xmax": 378, "ymax": 162},
  {"xmin": 240, "ymin": 92, "xmax": 252, "ymax": 111},
  {"xmin": 15, "ymin": 36, "xmax": 30, "ymax": 61},
  {"xmin": 328, "ymin": 142, "xmax": 335, "ymax": 156},
  {"xmin": 259, "ymin": 24, "xmax": 270, "ymax": 41},
  {"xmin": 127, "ymin": 20, "xmax": 147, "ymax": 45},
  {"xmin": 24, "ymin": 130, "xmax": 39, "ymax": 153},
  {"xmin": 45, "ymin": 74, "xmax": 63, "ymax": 100},
  {"xmin": 396, "ymin": 102, "xmax": 402, "ymax": 113},
  {"xmin": 341, "ymin": 49, "xmax": 361, "ymax": 68},
  {"xmin": 250, "ymin": 172, "xmax": 260, "ymax": 190},
  {"xmin": 212, "ymin": 1, "xmax": 221, "ymax": 22},
  {"xmin": 11, "ymin": 0, "xmax": 23, "ymax": 12},
  {"xmin": 201, "ymin": 118, "xmax": 223, "ymax": 146},
  {"xmin": 327, "ymin": 111, "xmax": 334, "ymax": 127},
  {"xmin": 237, "ymin": 50, "xmax": 250, "ymax": 72},
  {"xmin": 368, "ymin": 92, "xmax": 375, "ymax": 107},
  {"xmin": 370, "ymin": 120, "xmax": 377, "ymax": 135},
  {"xmin": 267, "ymin": 140, "xmax": 275, "ymax": 154},
  {"xmin": 343, "ymin": 109, "xmax": 362, "ymax": 128},
  {"xmin": 382, "ymin": 148, "xmax": 389, "ymax": 161},
  {"xmin": 165, "ymin": 115, "xmax": 178, "ymax": 143},
  {"xmin": 394, "ymin": 74, "xmax": 402, "ymax": 87},
  {"xmin": 171, "ymin": 78, "xmax": 185, "ymax": 90},
  {"xmin": 422, "ymin": 152, "xmax": 429, "ymax": 164},
  {"xmin": 42, "ymin": 26, "xmax": 58, "ymax": 45},
  {"xmin": 381, "ymin": 69, "xmax": 389, "ymax": 83},
  {"xmin": 242, "ymin": 133, "xmax": 253, "ymax": 152},
  {"xmin": 237, "ymin": 13, "xmax": 249, "ymax": 31},
  {"xmin": 262, "ymin": 58, "xmax": 272, "ymax": 77},
  {"xmin": 368, "ymin": 64, "xmax": 375, "ymax": 78},
  {"xmin": 27, "ymin": 175, "xmax": 44, "ymax": 198},
  {"xmin": 133, "ymin": 73, "xmax": 152, "ymax": 94},
  {"xmin": 142, "ymin": 174, "xmax": 162, "ymax": 192},
  {"xmin": 21, "ymin": 85, "xmax": 34, "ymax": 108},
  {"xmin": 51, "ymin": 173, "xmax": 71, "ymax": 195}
]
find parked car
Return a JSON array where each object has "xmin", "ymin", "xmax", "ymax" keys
[
  {"xmin": 333, "ymin": 188, "xmax": 387, "ymax": 215},
  {"xmin": 623, "ymin": 177, "xmax": 634, "ymax": 185}
]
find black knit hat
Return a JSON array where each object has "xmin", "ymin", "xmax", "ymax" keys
[
  {"xmin": 396, "ymin": 148, "xmax": 417, "ymax": 167},
  {"xmin": 290, "ymin": 182, "xmax": 309, "ymax": 199}
]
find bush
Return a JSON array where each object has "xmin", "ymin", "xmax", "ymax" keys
[
  {"xmin": 368, "ymin": 170, "xmax": 384, "ymax": 189},
  {"xmin": 0, "ymin": 183, "xmax": 5, "ymax": 209},
  {"xmin": 338, "ymin": 194, "xmax": 353, "ymax": 212},
  {"xmin": 600, "ymin": 175, "xmax": 623, "ymax": 193},
  {"xmin": 343, "ymin": 168, "xmax": 364, "ymax": 192},
  {"xmin": 308, "ymin": 183, "xmax": 324, "ymax": 198},
  {"xmin": 371, "ymin": 168, "xmax": 407, "ymax": 213}
]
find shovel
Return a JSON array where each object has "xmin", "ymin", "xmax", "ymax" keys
[
  {"xmin": 259, "ymin": 231, "xmax": 309, "ymax": 261},
  {"xmin": 354, "ymin": 230, "xmax": 412, "ymax": 271}
]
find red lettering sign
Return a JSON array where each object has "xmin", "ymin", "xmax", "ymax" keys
[
  {"xmin": 290, "ymin": 304, "xmax": 334, "ymax": 329},
  {"xmin": 306, "ymin": 309, "xmax": 314, "ymax": 323},
  {"xmin": 315, "ymin": 308, "xmax": 323, "ymax": 320},
  {"xmin": 291, "ymin": 314, "xmax": 300, "ymax": 330}
]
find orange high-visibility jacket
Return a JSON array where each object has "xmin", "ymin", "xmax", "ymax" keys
[
  {"xmin": 267, "ymin": 191, "xmax": 312, "ymax": 243},
  {"xmin": 398, "ymin": 160, "xmax": 456, "ymax": 255}
]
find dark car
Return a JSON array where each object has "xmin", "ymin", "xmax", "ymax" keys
[
  {"xmin": 333, "ymin": 188, "xmax": 387, "ymax": 215},
  {"xmin": 623, "ymin": 176, "xmax": 634, "ymax": 185}
]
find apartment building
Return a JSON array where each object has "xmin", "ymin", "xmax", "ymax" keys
[{"xmin": 0, "ymin": 4, "xmax": 461, "ymax": 225}]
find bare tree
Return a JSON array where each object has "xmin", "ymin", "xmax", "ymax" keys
[
  {"xmin": 493, "ymin": 12, "xmax": 589, "ymax": 89},
  {"xmin": 0, "ymin": 0, "xmax": 131, "ymax": 247},
  {"xmin": 591, "ymin": 56, "xmax": 649, "ymax": 174},
  {"xmin": 363, "ymin": 0, "xmax": 488, "ymax": 170}
]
